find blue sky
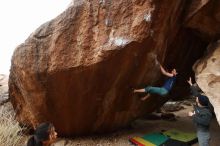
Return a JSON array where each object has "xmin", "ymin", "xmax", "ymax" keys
[{"xmin": 0, "ymin": 0, "xmax": 71, "ymax": 74}]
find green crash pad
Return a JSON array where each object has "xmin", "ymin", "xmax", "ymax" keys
[
  {"xmin": 161, "ymin": 139, "xmax": 190, "ymax": 146},
  {"xmin": 130, "ymin": 132, "xmax": 169, "ymax": 146},
  {"xmin": 162, "ymin": 129, "xmax": 197, "ymax": 144}
]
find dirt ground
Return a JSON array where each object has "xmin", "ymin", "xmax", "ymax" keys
[{"xmin": 54, "ymin": 103, "xmax": 220, "ymax": 146}]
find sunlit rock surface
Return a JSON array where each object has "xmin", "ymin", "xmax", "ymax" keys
[
  {"xmin": 9, "ymin": 0, "xmax": 211, "ymax": 136},
  {"xmin": 194, "ymin": 41, "xmax": 220, "ymax": 125}
]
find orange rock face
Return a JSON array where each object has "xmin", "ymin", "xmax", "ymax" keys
[{"xmin": 9, "ymin": 0, "xmax": 210, "ymax": 136}]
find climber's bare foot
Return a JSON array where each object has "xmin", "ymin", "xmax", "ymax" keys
[
  {"xmin": 133, "ymin": 89, "xmax": 145, "ymax": 93},
  {"xmin": 141, "ymin": 94, "xmax": 150, "ymax": 101}
]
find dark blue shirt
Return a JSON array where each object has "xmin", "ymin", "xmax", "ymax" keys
[
  {"xmin": 193, "ymin": 105, "xmax": 212, "ymax": 132},
  {"xmin": 162, "ymin": 76, "xmax": 176, "ymax": 91}
]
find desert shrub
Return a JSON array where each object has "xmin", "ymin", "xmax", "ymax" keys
[{"xmin": 0, "ymin": 103, "xmax": 25, "ymax": 146}]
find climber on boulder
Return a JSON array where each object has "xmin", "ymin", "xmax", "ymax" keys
[{"xmin": 133, "ymin": 63, "xmax": 177, "ymax": 101}]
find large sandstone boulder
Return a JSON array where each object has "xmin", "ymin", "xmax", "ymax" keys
[
  {"xmin": 9, "ymin": 0, "xmax": 208, "ymax": 136},
  {"xmin": 194, "ymin": 41, "xmax": 220, "ymax": 125}
]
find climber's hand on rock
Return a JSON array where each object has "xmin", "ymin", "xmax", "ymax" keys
[
  {"xmin": 187, "ymin": 77, "xmax": 193, "ymax": 86},
  {"xmin": 188, "ymin": 111, "xmax": 195, "ymax": 117}
]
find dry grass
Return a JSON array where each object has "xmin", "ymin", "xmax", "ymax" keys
[{"xmin": 0, "ymin": 103, "xmax": 26, "ymax": 146}]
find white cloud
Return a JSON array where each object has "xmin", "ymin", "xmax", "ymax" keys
[{"xmin": 0, "ymin": 0, "xmax": 71, "ymax": 74}]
